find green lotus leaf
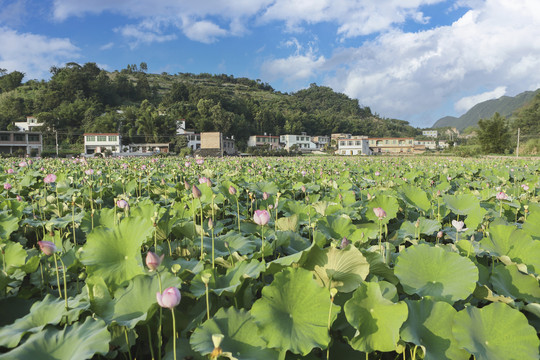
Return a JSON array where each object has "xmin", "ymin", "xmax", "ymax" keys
[
  {"xmin": 91, "ymin": 272, "xmax": 181, "ymax": 328},
  {"xmin": 398, "ymin": 217, "xmax": 441, "ymax": 239},
  {"xmin": 190, "ymin": 307, "xmax": 278, "ymax": 360},
  {"xmin": 80, "ymin": 207, "xmax": 116, "ymax": 234},
  {"xmin": 0, "ymin": 241, "xmax": 26, "ymax": 275},
  {"xmin": 0, "ymin": 317, "xmax": 110, "ymax": 360},
  {"xmin": 275, "ymin": 214, "xmax": 299, "ymax": 232},
  {"xmin": 522, "ymin": 211, "xmax": 540, "ymax": 240},
  {"xmin": 399, "ymin": 185, "xmax": 431, "ymax": 212},
  {"xmin": 480, "ymin": 224, "xmax": 540, "ymax": 274},
  {"xmin": 401, "ymin": 298, "xmax": 469, "ymax": 360},
  {"xmin": 394, "ymin": 244, "xmax": 478, "ymax": 303},
  {"xmin": 0, "ymin": 211, "xmax": 20, "ymax": 240},
  {"xmin": 303, "ymin": 245, "xmax": 369, "ymax": 293},
  {"xmin": 366, "ymin": 195, "xmax": 399, "ymax": 224},
  {"xmin": 316, "ymin": 215, "xmax": 357, "ymax": 241},
  {"xmin": 490, "ymin": 264, "xmax": 540, "ymax": 303},
  {"xmin": 204, "ymin": 232, "xmax": 256, "ymax": 257},
  {"xmin": 362, "ymin": 251, "xmax": 399, "ymax": 285},
  {"xmin": 250, "ymin": 267, "xmax": 340, "ymax": 355},
  {"xmin": 452, "ymin": 302, "xmax": 539, "ymax": 360},
  {"xmin": 0, "ymin": 293, "xmax": 90, "ymax": 348},
  {"xmin": 443, "ymin": 193, "xmax": 479, "ymax": 215},
  {"xmin": 79, "ymin": 216, "xmax": 154, "ymax": 290},
  {"xmin": 344, "ymin": 281, "xmax": 408, "ymax": 353},
  {"xmin": 248, "ymin": 181, "xmax": 278, "ymax": 195},
  {"xmin": 191, "ymin": 259, "xmax": 264, "ymax": 297}
]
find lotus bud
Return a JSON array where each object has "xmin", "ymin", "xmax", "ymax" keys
[
  {"xmin": 301, "ymin": 185, "xmax": 306, "ymax": 193},
  {"xmin": 373, "ymin": 207, "xmax": 387, "ymax": 220},
  {"xmin": 208, "ymin": 218, "xmax": 214, "ymax": 229},
  {"xmin": 116, "ymin": 199, "xmax": 129, "ymax": 209},
  {"xmin": 43, "ymin": 174, "xmax": 57, "ymax": 184},
  {"xmin": 206, "ymin": 178, "xmax": 212, "ymax": 187},
  {"xmin": 228, "ymin": 185, "xmax": 237, "ymax": 195},
  {"xmin": 184, "ymin": 180, "xmax": 190, "ymax": 190},
  {"xmin": 38, "ymin": 240, "xmax": 57, "ymax": 256},
  {"xmin": 253, "ymin": 209, "xmax": 270, "ymax": 226},
  {"xmin": 496, "ymin": 191, "xmax": 508, "ymax": 200},
  {"xmin": 262, "ymin": 192, "xmax": 269, "ymax": 200},
  {"xmin": 192, "ymin": 185, "xmax": 202, "ymax": 199},
  {"xmin": 146, "ymin": 251, "xmax": 164, "ymax": 271},
  {"xmin": 437, "ymin": 231, "xmax": 443, "ymax": 239},
  {"xmin": 340, "ymin": 237, "xmax": 350, "ymax": 248},
  {"xmin": 156, "ymin": 287, "xmax": 181, "ymax": 309}
]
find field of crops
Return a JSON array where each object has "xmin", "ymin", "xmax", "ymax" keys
[{"xmin": 0, "ymin": 155, "xmax": 539, "ymax": 360}]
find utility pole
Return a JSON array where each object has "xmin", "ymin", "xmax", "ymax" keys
[
  {"xmin": 516, "ymin": 127, "xmax": 520, "ymax": 157},
  {"xmin": 55, "ymin": 128, "xmax": 59, "ymax": 157}
]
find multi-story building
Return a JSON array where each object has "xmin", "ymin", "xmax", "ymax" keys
[
  {"xmin": 337, "ymin": 135, "xmax": 371, "ymax": 155},
  {"xmin": 0, "ymin": 131, "xmax": 42, "ymax": 156},
  {"xmin": 312, "ymin": 135, "xmax": 331, "ymax": 149},
  {"xmin": 200, "ymin": 132, "xmax": 236, "ymax": 156},
  {"xmin": 127, "ymin": 143, "xmax": 170, "ymax": 153},
  {"xmin": 422, "ymin": 130, "xmax": 438, "ymax": 138},
  {"xmin": 368, "ymin": 137, "xmax": 415, "ymax": 154},
  {"xmin": 14, "ymin": 116, "xmax": 43, "ymax": 132},
  {"xmin": 83, "ymin": 133, "xmax": 122, "ymax": 155},
  {"xmin": 247, "ymin": 135, "xmax": 281, "ymax": 149},
  {"xmin": 185, "ymin": 133, "xmax": 201, "ymax": 151},
  {"xmin": 279, "ymin": 133, "xmax": 317, "ymax": 151},
  {"xmin": 414, "ymin": 140, "xmax": 438, "ymax": 150}
]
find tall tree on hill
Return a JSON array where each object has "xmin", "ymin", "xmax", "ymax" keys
[
  {"xmin": 477, "ymin": 112, "xmax": 512, "ymax": 154},
  {"xmin": 512, "ymin": 93, "xmax": 540, "ymax": 135}
]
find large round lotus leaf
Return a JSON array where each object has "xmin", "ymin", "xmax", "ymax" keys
[
  {"xmin": 344, "ymin": 281, "xmax": 408, "ymax": 353},
  {"xmin": 443, "ymin": 194, "xmax": 479, "ymax": 215},
  {"xmin": 366, "ymin": 195, "xmax": 399, "ymax": 224},
  {"xmin": 452, "ymin": 302, "xmax": 540, "ymax": 360},
  {"xmin": 0, "ymin": 317, "xmax": 110, "ymax": 360},
  {"xmin": 191, "ymin": 259, "xmax": 264, "ymax": 297},
  {"xmin": 250, "ymin": 267, "xmax": 340, "ymax": 355},
  {"xmin": 0, "ymin": 211, "xmax": 20, "ymax": 239},
  {"xmin": 398, "ymin": 217, "xmax": 441, "ymax": 239},
  {"xmin": 190, "ymin": 307, "xmax": 278, "ymax": 360},
  {"xmin": 394, "ymin": 244, "xmax": 478, "ymax": 303},
  {"xmin": 490, "ymin": 264, "xmax": 540, "ymax": 303},
  {"xmin": 80, "ymin": 216, "xmax": 154, "ymax": 290},
  {"xmin": 522, "ymin": 211, "xmax": 540, "ymax": 240},
  {"xmin": 399, "ymin": 185, "xmax": 431, "ymax": 212},
  {"xmin": 91, "ymin": 272, "xmax": 181, "ymax": 328},
  {"xmin": 302, "ymin": 245, "xmax": 369, "ymax": 293},
  {"xmin": 316, "ymin": 215, "xmax": 358, "ymax": 241},
  {"xmin": 400, "ymin": 298, "xmax": 469, "ymax": 360},
  {"xmin": 0, "ymin": 241, "xmax": 26, "ymax": 275},
  {"xmin": 480, "ymin": 224, "xmax": 540, "ymax": 274},
  {"xmin": 0, "ymin": 293, "xmax": 90, "ymax": 348}
]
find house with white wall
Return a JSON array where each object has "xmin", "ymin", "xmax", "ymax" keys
[
  {"xmin": 247, "ymin": 135, "xmax": 281, "ymax": 149},
  {"xmin": 279, "ymin": 133, "xmax": 317, "ymax": 151},
  {"xmin": 84, "ymin": 133, "xmax": 122, "ymax": 155},
  {"xmin": 14, "ymin": 116, "xmax": 43, "ymax": 132},
  {"xmin": 337, "ymin": 135, "xmax": 371, "ymax": 155}
]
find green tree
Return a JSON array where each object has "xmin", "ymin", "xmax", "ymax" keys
[{"xmin": 477, "ymin": 112, "xmax": 511, "ymax": 154}]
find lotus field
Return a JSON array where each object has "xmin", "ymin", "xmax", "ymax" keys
[{"xmin": 1, "ymin": 156, "xmax": 540, "ymax": 360}]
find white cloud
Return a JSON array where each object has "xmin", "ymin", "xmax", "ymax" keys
[
  {"xmin": 182, "ymin": 20, "xmax": 227, "ymax": 44},
  {"xmin": 0, "ymin": 26, "xmax": 80, "ymax": 79},
  {"xmin": 454, "ymin": 86, "xmax": 507, "ymax": 113},
  {"xmin": 99, "ymin": 42, "xmax": 114, "ymax": 50},
  {"xmin": 115, "ymin": 23, "xmax": 177, "ymax": 48}
]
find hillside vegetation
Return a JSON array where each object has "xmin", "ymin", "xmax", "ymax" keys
[{"xmin": 0, "ymin": 63, "xmax": 420, "ymax": 151}]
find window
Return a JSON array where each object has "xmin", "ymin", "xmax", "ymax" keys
[
  {"xmin": 28, "ymin": 134, "xmax": 40, "ymax": 142},
  {"xmin": 356, "ymin": 141, "xmax": 361, "ymax": 145},
  {"xmin": 97, "ymin": 136, "xmax": 106, "ymax": 142},
  {"xmin": 14, "ymin": 134, "xmax": 24, "ymax": 141},
  {"xmin": 108, "ymin": 136, "xmax": 117, "ymax": 142},
  {"xmin": 300, "ymin": 136, "xmax": 304, "ymax": 141},
  {"xmin": 340, "ymin": 141, "xmax": 345, "ymax": 146},
  {"xmin": 385, "ymin": 140, "xmax": 389, "ymax": 144},
  {"xmin": 0, "ymin": 134, "xmax": 9, "ymax": 141},
  {"xmin": 86, "ymin": 136, "xmax": 95, "ymax": 141},
  {"xmin": 296, "ymin": 136, "xmax": 299, "ymax": 141},
  {"xmin": 348, "ymin": 141, "xmax": 353, "ymax": 146}
]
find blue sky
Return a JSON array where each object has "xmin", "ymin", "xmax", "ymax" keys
[{"xmin": 1, "ymin": 0, "xmax": 540, "ymax": 128}]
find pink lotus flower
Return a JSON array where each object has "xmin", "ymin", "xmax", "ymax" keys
[
  {"xmin": 3, "ymin": 183, "xmax": 11, "ymax": 190},
  {"xmin": 521, "ymin": 184, "xmax": 530, "ymax": 191},
  {"xmin": 38, "ymin": 240, "xmax": 57, "ymax": 256},
  {"xmin": 196, "ymin": 158, "xmax": 204, "ymax": 165},
  {"xmin": 18, "ymin": 161, "xmax": 27, "ymax": 167},
  {"xmin": 146, "ymin": 251, "xmax": 164, "ymax": 271},
  {"xmin": 198, "ymin": 177, "xmax": 207, "ymax": 184},
  {"xmin": 496, "ymin": 191, "xmax": 508, "ymax": 200},
  {"xmin": 185, "ymin": 161, "xmax": 191, "ymax": 168},
  {"xmin": 262, "ymin": 192, "xmax": 269, "ymax": 200},
  {"xmin": 253, "ymin": 209, "xmax": 270, "ymax": 226},
  {"xmin": 85, "ymin": 169, "xmax": 94, "ymax": 175},
  {"xmin": 7, "ymin": 168, "xmax": 14, "ymax": 174},
  {"xmin": 373, "ymin": 207, "xmax": 387, "ymax": 220},
  {"xmin": 116, "ymin": 199, "xmax": 129, "ymax": 209},
  {"xmin": 43, "ymin": 174, "xmax": 57, "ymax": 184},
  {"xmin": 156, "ymin": 287, "xmax": 181, "ymax": 309}
]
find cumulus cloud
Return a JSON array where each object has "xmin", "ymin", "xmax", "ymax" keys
[
  {"xmin": 182, "ymin": 20, "xmax": 228, "ymax": 44},
  {"xmin": 455, "ymin": 86, "xmax": 507, "ymax": 113},
  {"xmin": 115, "ymin": 23, "xmax": 177, "ymax": 48},
  {"xmin": 0, "ymin": 26, "xmax": 80, "ymax": 79}
]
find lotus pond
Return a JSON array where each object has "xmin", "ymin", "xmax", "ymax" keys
[{"xmin": 0, "ymin": 156, "xmax": 539, "ymax": 360}]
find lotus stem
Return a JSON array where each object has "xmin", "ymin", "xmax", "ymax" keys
[
  {"xmin": 199, "ymin": 198, "xmax": 204, "ymax": 260},
  {"xmin": 157, "ymin": 271, "xmax": 163, "ymax": 360},
  {"xmin": 57, "ymin": 256, "xmax": 68, "ymax": 310},
  {"xmin": 171, "ymin": 308, "xmax": 177, "ymax": 360},
  {"xmin": 125, "ymin": 327, "xmax": 133, "ymax": 360},
  {"xmin": 53, "ymin": 253, "xmax": 62, "ymax": 299},
  {"xmin": 235, "ymin": 196, "xmax": 241, "ymax": 233},
  {"xmin": 205, "ymin": 282, "xmax": 210, "ymax": 321}
]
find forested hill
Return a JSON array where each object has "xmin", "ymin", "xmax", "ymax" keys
[
  {"xmin": 0, "ymin": 63, "xmax": 420, "ymax": 148},
  {"xmin": 432, "ymin": 89, "xmax": 540, "ymax": 130}
]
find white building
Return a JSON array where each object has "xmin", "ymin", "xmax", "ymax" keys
[
  {"xmin": 84, "ymin": 133, "xmax": 122, "ymax": 155},
  {"xmin": 312, "ymin": 135, "xmax": 331, "ymax": 149},
  {"xmin": 337, "ymin": 136, "xmax": 371, "ymax": 155},
  {"xmin": 14, "ymin": 116, "xmax": 43, "ymax": 132},
  {"xmin": 414, "ymin": 140, "xmax": 438, "ymax": 150},
  {"xmin": 185, "ymin": 133, "xmax": 201, "ymax": 151},
  {"xmin": 247, "ymin": 135, "xmax": 281, "ymax": 149},
  {"xmin": 279, "ymin": 133, "xmax": 317, "ymax": 151},
  {"xmin": 422, "ymin": 130, "xmax": 438, "ymax": 138}
]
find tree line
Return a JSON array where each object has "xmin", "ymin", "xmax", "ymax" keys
[{"xmin": 0, "ymin": 62, "xmax": 423, "ymax": 153}]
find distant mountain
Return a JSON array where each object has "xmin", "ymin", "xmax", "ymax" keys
[{"xmin": 433, "ymin": 89, "xmax": 540, "ymax": 130}]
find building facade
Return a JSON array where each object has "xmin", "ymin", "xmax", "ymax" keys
[
  {"xmin": 312, "ymin": 135, "xmax": 331, "ymax": 149},
  {"xmin": 422, "ymin": 130, "xmax": 438, "ymax": 138},
  {"xmin": 0, "ymin": 131, "xmax": 42, "ymax": 156},
  {"xmin": 247, "ymin": 135, "xmax": 281, "ymax": 149},
  {"xmin": 200, "ymin": 132, "xmax": 236, "ymax": 156},
  {"xmin": 369, "ymin": 138, "xmax": 415, "ymax": 154},
  {"xmin": 279, "ymin": 133, "xmax": 317, "ymax": 151},
  {"xmin": 84, "ymin": 133, "xmax": 122, "ymax": 155},
  {"xmin": 337, "ymin": 136, "xmax": 371, "ymax": 155},
  {"xmin": 14, "ymin": 116, "xmax": 43, "ymax": 132}
]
